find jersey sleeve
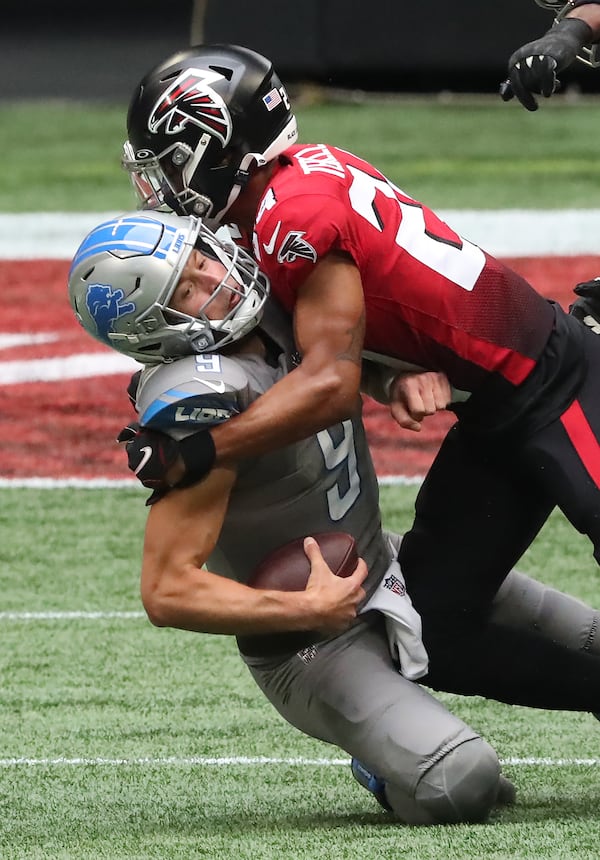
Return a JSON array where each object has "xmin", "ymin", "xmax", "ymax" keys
[
  {"xmin": 135, "ymin": 354, "xmax": 253, "ymax": 439},
  {"xmin": 254, "ymin": 192, "xmax": 353, "ymax": 311}
]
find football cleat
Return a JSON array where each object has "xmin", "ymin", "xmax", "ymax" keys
[
  {"xmin": 496, "ymin": 774, "xmax": 517, "ymax": 806},
  {"xmin": 350, "ymin": 758, "xmax": 392, "ymax": 812}
]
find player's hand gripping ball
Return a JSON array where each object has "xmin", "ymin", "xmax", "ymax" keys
[{"xmin": 248, "ymin": 532, "xmax": 358, "ymax": 590}]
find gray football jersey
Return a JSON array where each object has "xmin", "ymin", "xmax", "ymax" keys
[{"xmin": 136, "ymin": 303, "xmax": 390, "ymax": 602}]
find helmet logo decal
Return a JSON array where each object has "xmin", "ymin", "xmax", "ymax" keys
[
  {"xmin": 276, "ymin": 231, "xmax": 318, "ymax": 264},
  {"xmin": 148, "ymin": 68, "xmax": 232, "ymax": 145},
  {"xmin": 86, "ymin": 284, "xmax": 135, "ymax": 341},
  {"xmin": 262, "ymin": 87, "xmax": 282, "ymax": 111}
]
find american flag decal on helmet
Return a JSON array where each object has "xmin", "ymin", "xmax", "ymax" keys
[
  {"xmin": 263, "ymin": 87, "xmax": 282, "ymax": 111},
  {"xmin": 148, "ymin": 68, "xmax": 233, "ymax": 146}
]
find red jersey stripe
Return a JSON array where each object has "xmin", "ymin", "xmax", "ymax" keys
[{"xmin": 560, "ymin": 400, "xmax": 600, "ymax": 488}]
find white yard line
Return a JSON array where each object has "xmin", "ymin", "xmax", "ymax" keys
[
  {"xmin": 0, "ymin": 476, "xmax": 423, "ymax": 489},
  {"xmin": 1, "ymin": 210, "xmax": 600, "ymax": 258},
  {"xmin": 0, "ymin": 755, "xmax": 594, "ymax": 767},
  {"xmin": 0, "ymin": 611, "xmax": 593, "ymax": 770},
  {"xmin": 0, "ymin": 478, "xmax": 141, "ymax": 488},
  {"xmin": 0, "ymin": 611, "xmax": 145, "ymax": 620},
  {"xmin": 0, "ymin": 352, "xmax": 140, "ymax": 384}
]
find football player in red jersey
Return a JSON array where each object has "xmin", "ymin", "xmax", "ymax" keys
[
  {"xmin": 501, "ymin": 0, "xmax": 600, "ymax": 110},
  {"xmin": 120, "ymin": 44, "xmax": 600, "ymax": 691}
]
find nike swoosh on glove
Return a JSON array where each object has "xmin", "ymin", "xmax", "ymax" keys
[
  {"xmin": 117, "ymin": 423, "xmax": 217, "ymax": 504},
  {"xmin": 117, "ymin": 422, "xmax": 183, "ymax": 498}
]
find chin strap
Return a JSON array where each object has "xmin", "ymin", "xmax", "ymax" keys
[{"xmin": 211, "ymin": 152, "xmax": 264, "ymax": 224}]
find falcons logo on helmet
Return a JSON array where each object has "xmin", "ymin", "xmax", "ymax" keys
[{"xmin": 148, "ymin": 68, "xmax": 232, "ymax": 146}]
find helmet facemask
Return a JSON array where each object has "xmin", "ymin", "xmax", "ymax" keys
[
  {"xmin": 162, "ymin": 226, "xmax": 270, "ymax": 350},
  {"xmin": 122, "ymin": 138, "xmax": 218, "ymax": 218}
]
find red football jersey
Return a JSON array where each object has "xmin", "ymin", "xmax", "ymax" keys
[{"xmin": 251, "ymin": 144, "xmax": 555, "ymax": 392}]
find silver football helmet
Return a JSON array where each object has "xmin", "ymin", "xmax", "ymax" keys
[
  {"xmin": 534, "ymin": 0, "xmax": 600, "ymax": 66},
  {"xmin": 68, "ymin": 211, "xmax": 269, "ymax": 364}
]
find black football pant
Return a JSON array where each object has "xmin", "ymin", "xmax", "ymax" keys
[{"xmin": 399, "ymin": 325, "xmax": 600, "ymax": 710}]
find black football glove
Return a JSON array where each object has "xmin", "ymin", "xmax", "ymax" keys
[
  {"xmin": 569, "ymin": 277, "xmax": 600, "ymax": 334},
  {"xmin": 500, "ymin": 18, "xmax": 593, "ymax": 111},
  {"xmin": 117, "ymin": 423, "xmax": 217, "ymax": 504}
]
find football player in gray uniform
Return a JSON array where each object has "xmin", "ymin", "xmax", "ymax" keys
[
  {"xmin": 501, "ymin": 0, "xmax": 600, "ymax": 110},
  {"xmin": 69, "ymin": 210, "xmax": 600, "ymax": 826}
]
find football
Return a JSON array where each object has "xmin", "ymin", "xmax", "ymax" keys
[{"xmin": 248, "ymin": 532, "xmax": 358, "ymax": 591}]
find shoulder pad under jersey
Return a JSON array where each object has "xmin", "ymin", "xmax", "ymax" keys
[
  {"xmin": 259, "ymin": 297, "xmax": 297, "ymax": 368},
  {"xmin": 136, "ymin": 354, "xmax": 253, "ymax": 436}
]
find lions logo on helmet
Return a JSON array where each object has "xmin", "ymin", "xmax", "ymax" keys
[{"xmin": 84, "ymin": 284, "xmax": 136, "ymax": 343}]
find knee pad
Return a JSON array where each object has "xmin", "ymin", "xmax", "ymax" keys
[
  {"xmin": 385, "ymin": 736, "xmax": 501, "ymax": 825},
  {"xmin": 417, "ymin": 736, "xmax": 500, "ymax": 824}
]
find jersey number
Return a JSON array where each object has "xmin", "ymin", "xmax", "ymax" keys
[
  {"xmin": 347, "ymin": 164, "xmax": 485, "ymax": 291},
  {"xmin": 316, "ymin": 420, "xmax": 360, "ymax": 521}
]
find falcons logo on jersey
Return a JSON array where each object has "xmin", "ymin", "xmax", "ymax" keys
[
  {"xmin": 276, "ymin": 231, "xmax": 317, "ymax": 264},
  {"xmin": 148, "ymin": 68, "xmax": 232, "ymax": 146}
]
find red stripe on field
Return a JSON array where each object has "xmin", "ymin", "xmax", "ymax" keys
[
  {"xmin": 2, "ymin": 255, "xmax": 600, "ymax": 479},
  {"xmin": 560, "ymin": 400, "xmax": 600, "ymax": 489}
]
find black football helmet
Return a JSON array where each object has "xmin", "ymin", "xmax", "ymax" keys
[{"xmin": 123, "ymin": 44, "xmax": 298, "ymax": 224}]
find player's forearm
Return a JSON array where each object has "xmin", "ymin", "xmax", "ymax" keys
[
  {"xmin": 142, "ymin": 563, "xmax": 319, "ymax": 635},
  {"xmin": 211, "ymin": 359, "xmax": 361, "ymax": 464},
  {"xmin": 568, "ymin": 3, "xmax": 600, "ymax": 38},
  {"xmin": 140, "ymin": 470, "xmax": 331, "ymax": 634}
]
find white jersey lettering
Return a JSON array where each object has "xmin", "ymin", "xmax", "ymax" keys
[{"xmin": 294, "ymin": 144, "xmax": 345, "ymax": 178}]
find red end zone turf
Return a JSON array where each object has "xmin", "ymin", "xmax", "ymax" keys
[{"xmin": 1, "ymin": 256, "xmax": 599, "ymax": 479}]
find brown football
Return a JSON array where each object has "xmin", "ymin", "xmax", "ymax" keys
[{"xmin": 248, "ymin": 532, "xmax": 358, "ymax": 591}]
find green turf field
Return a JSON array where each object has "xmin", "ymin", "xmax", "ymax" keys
[
  {"xmin": 3, "ymin": 95, "xmax": 600, "ymax": 857},
  {"xmin": 2, "ymin": 94, "xmax": 600, "ymax": 211},
  {"xmin": 2, "ymin": 486, "xmax": 600, "ymax": 859}
]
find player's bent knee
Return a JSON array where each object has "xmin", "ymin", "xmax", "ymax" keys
[
  {"xmin": 416, "ymin": 737, "xmax": 500, "ymax": 824},
  {"xmin": 385, "ymin": 737, "xmax": 500, "ymax": 825}
]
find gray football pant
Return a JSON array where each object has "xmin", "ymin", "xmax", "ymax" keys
[
  {"xmin": 243, "ymin": 567, "xmax": 600, "ymax": 823},
  {"xmin": 244, "ymin": 614, "xmax": 500, "ymax": 825}
]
